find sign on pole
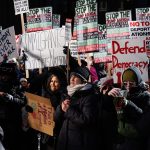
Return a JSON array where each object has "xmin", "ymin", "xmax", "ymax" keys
[
  {"xmin": 13, "ymin": 0, "xmax": 29, "ymax": 15},
  {"xmin": 25, "ymin": 92, "xmax": 55, "ymax": 136}
]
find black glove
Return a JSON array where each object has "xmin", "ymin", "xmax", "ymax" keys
[
  {"xmin": 25, "ymin": 105, "xmax": 33, "ymax": 113},
  {"xmin": 63, "ymin": 46, "xmax": 69, "ymax": 55}
]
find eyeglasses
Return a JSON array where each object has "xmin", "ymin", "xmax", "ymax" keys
[{"xmin": 123, "ymin": 81, "xmax": 136, "ymax": 86}]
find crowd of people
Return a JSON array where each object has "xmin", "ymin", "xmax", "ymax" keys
[{"xmin": 0, "ymin": 49, "xmax": 150, "ymax": 150}]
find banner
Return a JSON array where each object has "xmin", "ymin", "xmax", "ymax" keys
[
  {"xmin": 21, "ymin": 27, "xmax": 66, "ymax": 69},
  {"xmin": 0, "ymin": 26, "xmax": 18, "ymax": 62},
  {"xmin": 25, "ymin": 92, "xmax": 55, "ymax": 136}
]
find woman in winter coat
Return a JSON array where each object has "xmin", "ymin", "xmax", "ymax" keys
[
  {"xmin": 54, "ymin": 66, "xmax": 99, "ymax": 150},
  {"xmin": 41, "ymin": 67, "xmax": 67, "ymax": 150},
  {"xmin": 108, "ymin": 66, "xmax": 150, "ymax": 150}
]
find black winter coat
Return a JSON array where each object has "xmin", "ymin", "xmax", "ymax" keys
[
  {"xmin": 54, "ymin": 83, "xmax": 99, "ymax": 150},
  {"xmin": 123, "ymin": 89, "xmax": 150, "ymax": 137}
]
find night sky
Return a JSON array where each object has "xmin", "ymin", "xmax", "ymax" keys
[
  {"xmin": 0, "ymin": 0, "xmax": 150, "ymax": 35},
  {"xmin": 0, "ymin": 0, "xmax": 76, "ymax": 34}
]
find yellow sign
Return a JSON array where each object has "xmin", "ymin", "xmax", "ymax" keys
[{"xmin": 25, "ymin": 92, "xmax": 55, "ymax": 136}]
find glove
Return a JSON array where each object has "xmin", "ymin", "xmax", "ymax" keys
[{"xmin": 63, "ymin": 46, "xmax": 70, "ymax": 55}]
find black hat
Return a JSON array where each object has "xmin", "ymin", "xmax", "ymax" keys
[
  {"xmin": 70, "ymin": 66, "xmax": 90, "ymax": 82},
  {"xmin": 0, "ymin": 63, "xmax": 17, "ymax": 78}
]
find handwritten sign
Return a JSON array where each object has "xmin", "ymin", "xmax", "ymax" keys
[
  {"xmin": 25, "ymin": 92, "xmax": 55, "ymax": 136},
  {"xmin": 0, "ymin": 26, "xmax": 18, "ymax": 62},
  {"xmin": 13, "ymin": 0, "xmax": 29, "ymax": 15},
  {"xmin": 21, "ymin": 27, "xmax": 66, "ymax": 69}
]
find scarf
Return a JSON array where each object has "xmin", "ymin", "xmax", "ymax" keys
[{"xmin": 67, "ymin": 83, "xmax": 86, "ymax": 97}]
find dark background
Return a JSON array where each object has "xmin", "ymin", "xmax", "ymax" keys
[{"xmin": 0, "ymin": 0, "xmax": 150, "ymax": 34}]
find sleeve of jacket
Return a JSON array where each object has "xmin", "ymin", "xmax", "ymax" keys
[
  {"xmin": 135, "ymin": 92, "xmax": 150, "ymax": 137},
  {"xmin": 64, "ymin": 94, "xmax": 99, "ymax": 127},
  {"xmin": 54, "ymin": 105, "xmax": 65, "ymax": 125},
  {"xmin": 2, "ymin": 88, "xmax": 27, "ymax": 106},
  {"xmin": 123, "ymin": 100, "xmax": 143, "ymax": 121}
]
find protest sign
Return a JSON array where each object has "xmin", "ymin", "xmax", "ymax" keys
[
  {"xmin": 65, "ymin": 18, "xmax": 72, "ymax": 43},
  {"xmin": 136, "ymin": 7, "xmax": 150, "ymax": 21},
  {"xmin": 76, "ymin": 1, "xmax": 99, "ymax": 53},
  {"xmin": 106, "ymin": 10, "xmax": 132, "ymax": 54},
  {"xmin": 26, "ymin": 7, "xmax": 52, "ymax": 32},
  {"xmin": 111, "ymin": 38, "xmax": 149, "ymax": 83},
  {"xmin": 25, "ymin": 92, "xmax": 55, "ymax": 136},
  {"xmin": 21, "ymin": 27, "xmax": 66, "ymax": 69},
  {"xmin": 52, "ymin": 14, "xmax": 60, "ymax": 29},
  {"xmin": 13, "ymin": 0, "xmax": 29, "ymax": 15},
  {"xmin": 0, "ymin": 26, "xmax": 18, "ymax": 62},
  {"xmin": 129, "ymin": 21, "xmax": 150, "ymax": 37},
  {"xmin": 129, "ymin": 21, "xmax": 150, "ymax": 57}
]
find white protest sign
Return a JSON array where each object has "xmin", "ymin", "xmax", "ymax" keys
[
  {"xmin": 65, "ymin": 19, "xmax": 72, "ymax": 43},
  {"xmin": 136, "ymin": 7, "xmax": 150, "ymax": 21},
  {"xmin": 129, "ymin": 21, "xmax": 150, "ymax": 37},
  {"xmin": 129, "ymin": 21, "xmax": 150, "ymax": 57},
  {"xmin": 21, "ymin": 27, "xmax": 66, "ymax": 69},
  {"xmin": 13, "ymin": 0, "xmax": 29, "ymax": 15},
  {"xmin": 0, "ymin": 26, "xmax": 18, "ymax": 62},
  {"xmin": 112, "ymin": 38, "xmax": 149, "ymax": 83}
]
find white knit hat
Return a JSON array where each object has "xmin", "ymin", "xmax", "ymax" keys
[{"xmin": 20, "ymin": 78, "xmax": 27, "ymax": 82}]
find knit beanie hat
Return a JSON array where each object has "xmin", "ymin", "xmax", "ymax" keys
[
  {"xmin": 70, "ymin": 66, "xmax": 90, "ymax": 82},
  {"xmin": 122, "ymin": 68, "xmax": 139, "ymax": 84}
]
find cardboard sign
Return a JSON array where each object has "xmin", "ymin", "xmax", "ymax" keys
[{"xmin": 25, "ymin": 92, "xmax": 55, "ymax": 136}]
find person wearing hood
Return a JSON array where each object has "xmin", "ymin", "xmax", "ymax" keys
[
  {"xmin": 107, "ymin": 66, "xmax": 150, "ymax": 150},
  {"xmin": 54, "ymin": 66, "xmax": 99, "ymax": 150}
]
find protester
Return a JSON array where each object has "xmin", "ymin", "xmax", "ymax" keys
[
  {"xmin": 54, "ymin": 66, "xmax": 99, "ymax": 150},
  {"xmin": 0, "ymin": 62, "xmax": 26, "ymax": 150},
  {"xmin": 41, "ymin": 67, "xmax": 67, "ymax": 150},
  {"xmin": 108, "ymin": 66, "xmax": 150, "ymax": 150},
  {"xmin": 97, "ymin": 76, "xmax": 118, "ymax": 150},
  {"xmin": 96, "ymin": 62, "xmax": 107, "ymax": 80},
  {"xmin": 19, "ymin": 77, "xmax": 30, "ymax": 93},
  {"xmin": 87, "ymin": 56, "xmax": 99, "ymax": 83}
]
